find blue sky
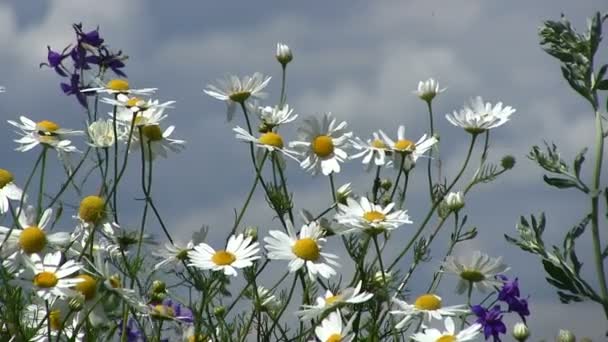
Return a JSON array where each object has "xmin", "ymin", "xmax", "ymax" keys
[{"xmin": 1, "ymin": 0, "xmax": 607, "ymax": 339}]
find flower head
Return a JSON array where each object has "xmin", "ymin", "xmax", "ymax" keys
[
  {"xmin": 8, "ymin": 116, "xmax": 82, "ymax": 153},
  {"xmin": 0, "ymin": 168, "xmax": 24, "ymax": 214},
  {"xmin": 414, "ymin": 78, "xmax": 446, "ymax": 102},
  {"xmin": 131, "ymin": 124, "xmax": 186, "ymax": 160},
  {"xmin": 446, "ymin": 97, "xmax": 515, "ymax": 134},
  {"xmin": 349, "ymin": 132, "xmax": 391, "ymax": 171},
  {"xmin": 188, "ymin": 234, "xmax": 260, "ymax": 277},
  {"xmin": 443, "ymin": 251, "xmax": 509, "ymax": 294},
  {"xmin": 334, "ymin": 197, "xmax": 412, "ymax": 235},
  {"xmin": 81, "ymin": 78, "xmax": 156, "ymax": 95},
  {"xmin": 233, "ymin": 126, "xmax": 301, "ymax": 161},
  {"xmin": 204, "ymin": 73, "xmax": 271, "ymax": 121},
  {"xmin": 471, "ymin": 305, "xmax": 506, "ymax": 342},
  {"xmin": 88, "ymin": 119, "xmax": 117, "ymax": 147},
  {"xmin": 19, "ymin": 251, "xmax": 83, "ymax": 301},
  {"xmin": 254, "ymin": 104, "xmax": 298, "ymax": 128},
  {"xmin": 390, "ymin": 294, "xmax": 468, "ymax": 328},
  {"xmin": 411, "ymin": 317, "xmax": 480, "ymax": 342},
  {"xmin": 378, "ymin": 125, "xmax": 437, "ymax": 169},
  {"xmin": 264, "ymin": 219, "xmax": 339, "ymax": 280},
  {"xmin": 296, "ymin": 281, "xmax": 373, "ymax": 320},
  {"xmin": 315, "ymin": 311, "xmax": 354, "ymax": 342},
  {"xmin": 276, "ymin": 42, "xmax": 293, "ymax": 65}
]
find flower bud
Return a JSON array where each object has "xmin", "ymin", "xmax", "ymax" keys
[
  {"xmin": 214, "ymin": 306, "xmax": 226, "ymax": 317},
  {"xmin": 151, "ymin": 280, "xmax": 166, "ymax": 294},
  {"xmin": 512, "ymin": 323, "xmax": 530, "ymax": 341},
  {"xmin": 336, "ymin": 183, "xmax": 352, "ymax": 205},
  {"xmin": 414, "ymin": 78, "xmax": 445, "ymax": 102},
  {"xmin": 373, "ymin": 270, "xmax": 392, "ymax": 285},
  {"xmin": 69, "ymin": 297, "xmax": 84, "ymax": 312},
  {"xmin": 380, "ymin": 179, "xmax": 392, "ymax": 191},
  {"xmin": 444, "ymin": 191, "xmax": 465, "ymax": 212},
  {"xmin": 276, "ymin": 42, "xmax": 293, "ymax": 65},
  {"xmin": 245, "ymin": 226, "xmax": 258, "ymax": 242},
  {"xmin": 557, "ymin": 329, "xmax": 575, "ymax": 342},
  {"xmin": 501, "ymin": 155, "xmax": 516, "ymax": 170}
]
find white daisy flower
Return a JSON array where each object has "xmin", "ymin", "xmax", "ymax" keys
[
  {"xmin": 390, "ymin": 294, "xmax": 468, "ymax": 329},
  {"xmin": 335, "ymin": 183, "xmax": 353, "ymax": 204},
  {"xmin": 0, "ymin": 206, "xmax": 70, "ymax": 258},
  {"xmin": 19, "ymin": 251, "xmax": 83, "ymax": 300},
  {"xmin": 276, "ymin": 42, "xmax": 293, "ymax": 65},
  {"xmin": 349, "ymin": 132, "xmax": 391, "ymax": 171},
  {"xmin": 378, "ymin": 125, "xmax": 437, "ymax": 169},
  {"xmin": 256, "ymin": 104, "xmax": 298, "ymax": 127},
  {"xmin": 153, "ymin": 240, "xmax": 195, "ymax": 270},
  {"xmin": 188, "ymin": 234, "xmax": 260, "ymax": 277},
  {"xmin": 334, "ymin": 197, "xmax": 412, "ymax": 235},
  {"xmin": 315, "ymin": 311, "xmax": 354, "ymax": 342},
  {"xmin": 102, "ymin": 93, "xmax": 174, "ymax": 113},
  {"xmin": 443, "ymin": 251, "xmax": 510, "ymax": 294},
  {"xmin": 132, "ymin": 124, "xmax": 186, "ymax": 160},
  {"xmin": 233, "ymin": 126, "xmax": 301, "ymax": 161},
  {"xmin": 414, "ymin": 78, "xmax": 446, "ymax": 102},
  {"xmin": 296, "ymin": 281, "xmax": 373, "ymax": 320},
  {"xmin": 204, "ymin": 73, "xmax": 271, "ymax": 121},
  {"xmin": 290, "ymin": 113, "xmax": 352, "ymax": 176},
  {"xmin": 0, "ymin": 168, "xmax": 24, "ymax": 214},
  {"xmin": 411, "ymin": 317, "xmax": 481, "ymax": 342},
  {"xmin": 264, "ymin": 219, "xmax": 339, "ymax": 280},
  {"xmin": 81, "ymin": 78, "xmax": 156, "ymax": 95},
  {"xmin": 25, "ymin": 301, "xmax": 84, "ymax": 342},
  {"xmin": 8, "ymin": 116, "xmax": 82, "ymax": 153},
  {"xmin": 87, "ymin": 119, "xmax": 117, "ymax": 148},
  {"xmin": 445, "ymin": 96, "xmax": 516, "ymax": 134}
]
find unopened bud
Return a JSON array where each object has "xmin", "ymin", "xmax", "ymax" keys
[
  {"xmin": 152, "ymin": 280, "xmax": 166, "ymax": 294},
  {"xmin": 373, "ymin": 270, "xmax": 392, "ymax": 285},
  {"xmin": 444, "ymin": 191, "xmax": 465, "ymax": 212},
  {"xmin": 336, "ymin": 183, "xmax": 352, "ymax": 205},
  {"xmin": 69, "ymin": 297, "xmax": 84, "ymax": 311},
  {"xmin": 245, "ymin": 226, "xmax": 258, "ymax": 242},
  {"xmin": 380, "ymin": 179, "xmax": 392, "ymax": 191},
  {"xmin": 557, "ymin": 329, "xmax": 575, "ymax": 342},
  {"xmin": 276, "ymin": 42, "xmax": 293, "ymax": 65},
  {"xmin": 214, "ymin": 306, "xmax": 226, "ymax": 317},
  {"xmin": 501, "ymin": 155, "xmax": 516, "ymax": 170},
  {"xmin": 512, "ymin": 323, "xmax": 530, "ymax": 341}
]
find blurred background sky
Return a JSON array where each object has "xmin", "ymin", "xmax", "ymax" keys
[{"xmin": 1, "ymin": 0, "xmax": 607, "ymax": 339}]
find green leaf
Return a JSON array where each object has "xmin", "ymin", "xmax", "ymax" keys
[
  {"xmin": 573, "ymin": 147, "xmax": 587, "ymax": 179},
  {"xmin": 557, "ymin": 291, "xmax": 583, "ymax": 304},
  {"xmin": 597, "ymin": 79, "xmax": 608, "ymax": 90},
  {"xmin": 543, "ymin": 175, "xmax": 578, "ymax": 189},
  {"xmin": 542, "ymin": 259, "xmax": 577, "ymax": 293}
]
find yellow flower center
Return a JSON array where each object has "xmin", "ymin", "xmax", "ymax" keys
[
  {"xmin": 133, "ymin": 115, "xmax": 146, "ymax": 126},
  {"xmin": 229, "ymin": 91, "xmax": 251, "ymax": 103},
  {"xmin": 0, "ymin": 169, "xmax": 14, "ymax": 188},
  {"xmin": 153, "ymin": 304, "xmax": 175, "ymax": 317},
  {"xmin": 326, "ymin": 334, "xmax": 342, "ymax": 342},
  {"xmin": 18, "ymin": 226, "xmax": 47, "ymax": 253},
  {"xmin": 109, "ymin": 274, "xmax": 122, "ymax": 288},
  {"xmin": 460, "ymin": 270, "xmax": 486, "ymax": 282},
  {"xmin": 312, "ymin": 135, "xmax": 334, "ymax": 157},
  {"xmin": 33, "ymin": 271, "xmax": 59, "ymax": 288},
  {"xmin": 106, "ymin": 79, "xmax": 130, "ymax": 91},
  {"xmin": 74, "ymin": 274, "xmax": 97, "ymax": 300},
  {"xmin": 126, "ymin": 97, "xmax": 141, "ymax": 108},
  {"xmin": 371, "ymin": 139, "xmax": 386, "ymax": 149},
  {"xmin": 49, "ymin": 310, "xmax": 62, "ymax": 331},
  {"xmin": 259, "ymin": 132, "xmax": 284, "ymax": 148},
  {"xmin": 414, "ymin": 294, "xmax": 442, "ymax": 311},
  {"xmin": 37, "ymin": 120, "xmax": 60, "ymax": 133},
  {"xmin": 436, "ymin": 335, "xmax": 456, "ymax": 342},
  {"xmin": 394, "ymin": 139, "xmax": 415, "ymax": 152},
  {"xmin": 292, "ymin": 238, "xmax": 320, "ymax": 261},
  {"xmin": 79, "ymin": 195, "xmax": 106, "ymax": 224},
  {"xmin": 363, "ymin": 211, "xmax": 386, "ymax": 222},
  {"xmin": 211, "ymin": 250, "xmax": 236, "ymax": 266},
  {"xmin": 325, "ymin": 294, "xmax": 342, "ymax": 306},
  {"xmin": 142, "ymin": 125, "xmax": 164, "ymax": 141}
]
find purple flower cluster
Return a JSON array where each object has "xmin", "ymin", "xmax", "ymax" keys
[
  {"xmin": 472, "ymin": 276, "xmax": 530, "ymax": 342},
  {"xmin": 41, "ymin": 23, "xmax": 127, "ymax": 107}
]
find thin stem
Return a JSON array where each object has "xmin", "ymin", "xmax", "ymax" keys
[
  {"xmin": 36, "ymin": 147, "xmax": 48, "ymax": 219},
  {"xmin": 372, "ymin": 165, "xmax": 381, "ymax": 204},
  {"xmin": 267, "ymin": 274, "xmax": 298, "ymax": 335},
  {"xmin": 329, "ymin": 172, "xmax": 337, "ymax": 204},
  {"xmin": 373, "ymin": 235, "xmax": 387, "ymax": 284},
  {"xmin": 275, "ymin": 153, "xmax": 294, "ymax": 223},
  {"xmin": 279, "ymin": 64, "xmax": 287, "ymax": 107},
  {"xmin": 47, "ymin": 147, "xmax": 92, "ymax": 209},
  {"xmin": 112, "ymin": 99, "xmax": 119, "ymax": 222},
  {"xmin": 389, "ymin": 153, "xmax": 406, "ymax": 201},
  {"xmin": 398, "ymin": 171, "xmax": 410, "ymax": 209},
  {"xmin": 426, "ymin": 100, "xmax": 435, "ymax": 200}
]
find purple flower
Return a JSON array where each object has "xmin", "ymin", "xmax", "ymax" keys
[
  {"xmin": 163, "ymin": 298, "xmax": 194, "ymax": 323},
  {"xmin": 41, "ymin": 46, "xmax": 69, "ymax": 77},
  {"xmin": 472, "ymin": 305, "xmax": 506, "ymax": 342},
  {"xmin": 497, "ymin": 276, "xmax": 530, "ymax": 322},
  {"xmin": 507, "ymin": 296, "xmax": 530, "ymax": 322},
  {"xmin": 60, "ymin": 73, "xmax": 88, "ymax": 107},
  {"xmin": 118, "ymin": 318, "xmax": 146, "ymax": 342},
  {"xmin": 74, "ymin": 23, "xmax": 104, "ymax": 47}
]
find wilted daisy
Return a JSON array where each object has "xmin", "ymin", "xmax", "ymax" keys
[
  {"xmin": 290, "ymin": 113, "xmax": 352, "ymax": 176},
  {"xmin": 390, "ymin": 294, "xmax": 468, "ymax": 328},
  {"xmin": 265, "ymin": 219, "xmax": 339, "ymax": 280},
  {"xmin": 414, "ymin": 78, "xmax": 446, "ymax": 102},
  {"xmin": 233, "ymin": 126, "xmax": 300, "ymax": 161},
  {"xmin": 443, "ymin": 251, "xmax": 510, "ymax": 294},
  {"xmin": 445, "ymin": 96, "xmax": 516, "ymax": 134},
  {"xmin": 315, "ymin": 311, "xmax": 354, "ymax": 342},
  {"xmin": 204, "ymin": 73, "xmax": 271, "ymax": 121},
  {"xmin": 411, "ymin": 317, "xmax": 481, "ymax": 342},
  {"xmin": 334, "ymin": 197, "xmax": 412, "ymax": 235},
  {"xmin": 188, "ymin": 234, "xmax": 260, "ymax": 277},
  {"xmin": 378, "ymin": 125, "xmax": 437, "ymax": 168},
  {"xmin": 19, "ymin": 251, "xmax": 83, "ymax": 300},
  {"xmin": 296, "ymin": 281, "xmax": 373, "ymax": 320},
  {"xmin": 132, "ymin": 124, "xmax": 186, "ymax": 160},
  {"xmin": 0, "ymin": 168, "xmax": 24, "ymax": 214},
  {"xmin": 349, "ymin": 132, "xmax": 391, "ymax": 171},
  {"xmin": 0, "ymin": 206, "xmax": 70, "ymax": 258},
  {"xmin": 276, "ymin": 42, "xmax": 293, "ymax": 65},
  {"xmin": 87, "ymin": 119, "xmax": 117, "ymax": 148},
  {"xmin": 8, "ymin": 116, "xmax": 82, "ymax": 153},
  {"xmin": 255, "ymin": 104, "xmax": 298, "ymax": 128},
  {"xmin": 81, "ymin": 78, "xmax": 156, "ymax": 95}
]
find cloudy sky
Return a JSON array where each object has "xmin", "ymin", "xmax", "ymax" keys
[{"xmin": 1, "ymin": 0, "xmax": 607, "ymax": 339}]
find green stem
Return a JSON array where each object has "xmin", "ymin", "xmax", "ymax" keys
[
  {"xmin": 47, "ymin": 147, "xmax": 92, "ymax": 209},
  {"xmin": 279, "ymin": 65, "xmax": 287, "ymax": 107},
  {"xmin": 36, "ymin": 147, "xmax": 48, "ymax": 219},
  {"xmin": 398, "ymin": 170, "xmax": 410, "ymax": 209},
  {"xmin": 329, "ymin": 172, "xmax": 337, "ymax": 204},
  {"xmin": 389, "ymin": 153, "xmax": 406, "ymax": 201},
  {"xmin": 275, "ymin": 153, "xmax": 294, "ymax": 223},
  {"xmin": 372, "ymin": 165, "xmax": 381, "ymax": 204},
  {"xmin": 112, "ymin": 99, "xmax": 119, "ymax": 222},
  {"xmin": 373, "ymin": 235, "xmax": 387, "ymax": 284},
  {"xmin": 426, "ymin": 100, "xmax": 435, "ymax": 200},
  {"xmin": 267, "ymin": 275, "xmax": 298, "ymax": 335}
]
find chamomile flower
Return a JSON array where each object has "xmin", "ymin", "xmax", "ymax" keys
[
  {"xmin": 256, "ymin": 104, "xmax": 298, "ymax": 127},
  {"xmin": 443, "ymin": 251, "xmax": 510, "ymax": 294},
  {"xmin": 188, "ymin": 234, "xmax": 260, "ymax": 277},
  {"xmin": 25, "ymin": 301, "xmax": 84, "ymax": 342},
  {"xmin": 296, "ymin": 281, "xmax": 373, "ymax": 320},
  {"xmin": 314, "ymin": 311, "xmax": 354, "ymax": 342},
  {"xmin": 8, "ymin": 116, "xmax": 82, "ymax": 153},
  {"xmin": 102, "ymin": 93, "xmax": 174, "ymax": 113},
  {"xmin": 390, "ymin": 294, "xmax": 468, "ymax": 328},
  {"xmin": 0, "ymin": 168, "xmax": 24, "ymax": 214},
  {"xmin": 19, "ymin": 251, "xmax": 83, "ymax": 300},
  {"xmin": 290, "ymin": 113, "xmax": 352, "ymax": 176},
  {"xmin": 334, "ymin": 197, "xmax": 412, "ymax": 235},
  {"xmin": 264, "ymin": 219, "xmax": 339, "ymax": 280},
  {"xmin": 411, "ymin": 317, "xmax": 481, "ymax": 342},
  {"xmin": 132, "ymin": 124, "xmax": 186, "ymax": 160},
  {"xmin": 233, "ymin": 126, "xmax": 300, "ymax": 161},
  {"xmin": 414, "ymin": 78, "xmax": 446, "ymax": 102},
  {"xmin": 81, "ymin": 78, "xmax": 156, "ymax": 95},
  {"xmin": 153, "ymin": 240, "xmax": 195, "ymax": 270},
  {"xmin": 378, "ymin": 125, "xmax": 437, "ymax": 168},
  {"xmin": 204, "ymin": 73, "xmax": 271, "ymax": 121},
  {"xmin": 349, "ymin": 132, "xmax": 390, "ymax": 171},
  {"xmin": 445, "ymin": 96, "xmax": 516, "ymax": 134},
  {"xmin": 0, "ymin": 206, "xmax": 70, "ymax": 258},
  {"xmin": 87, "ymin": 119, "xmax": 117, "ymax": 148}
]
